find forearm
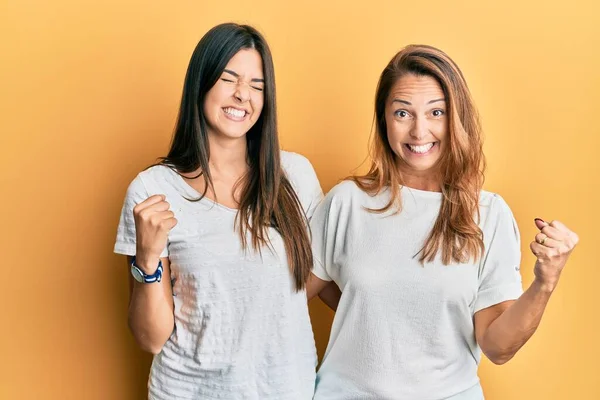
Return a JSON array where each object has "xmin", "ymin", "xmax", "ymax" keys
[
  {"xmin": 128, "ymin": 257, "xmax": 174, "ymax": 354},
  {"xmin": 480, "ymin": 279, "xmax": 553, "ymax": 364}
]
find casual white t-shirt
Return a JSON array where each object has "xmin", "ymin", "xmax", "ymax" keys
[
  {"xmin": 114, "ymin": 151, "xmax": 323, "ymax": 400},
  {"xmin": 311, "ymin": 181, "xmax": 523, "ymax": 400}
]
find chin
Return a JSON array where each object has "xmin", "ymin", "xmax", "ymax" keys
[
  {"xmin": 224, "ymin": 131, "xmax": 248, "ymax": 139},
  {"xmin": 398, "ymin": 157, "xmax": 440, "ymax": 173},
  {"xmin": 215, "ymin": 125, "xmax": 251, "ymax": 139}
]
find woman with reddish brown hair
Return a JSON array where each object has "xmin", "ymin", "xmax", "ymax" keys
[{"xmin": 307, "ymin": 45, "xmax": 579, "ymax": 399}]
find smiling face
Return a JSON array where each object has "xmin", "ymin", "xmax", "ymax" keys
[
  {"xmin": 385, "ymin": 73, "xmax": 448, "ymax": 182},
  {"xmin": 203, "ymin": 48, "xmax": 265, "ymax": 141}
]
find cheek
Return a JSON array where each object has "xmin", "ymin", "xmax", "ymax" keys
[
  {"xmin": 203, "ymin": 92, "xmax": 219, "ymax": 114},
  {"xmin": 251, "ymin": 95, "xmax": 264, "ymax": 118},
  {"xmin": 433, "ymin": 120, "xmax": 448, "ymax": 141},
  {"xmin": 206, "ymin": 85, "xmax": 230, "ymax": 108},
  {"xmin": 386, "ymin": 119, "xmax": 408, "ymax": 145}
]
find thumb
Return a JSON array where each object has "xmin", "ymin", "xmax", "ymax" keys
[{"xmin": 534, "ymin": 218, "xmax": 548, "ymax": 230}]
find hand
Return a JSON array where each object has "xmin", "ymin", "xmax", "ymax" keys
[
  {"xmin": 133, "ymin": 195, "xmax": 177, "ymax": 272},
  {"xmin": 530, "ymin": 218, "xmax": 579, "ymax": 292}
]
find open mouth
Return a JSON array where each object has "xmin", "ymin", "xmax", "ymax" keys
[
  {"xmin": 223, "ymin": 107, "xmax": 248, "ymax": 120},
  {"xmin": 404, "ymin": 142, "xmax": 436, "ymax": 154}
]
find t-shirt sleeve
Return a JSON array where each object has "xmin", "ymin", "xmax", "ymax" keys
[
  {"xmin": 282, "ymin": 152, "xmax": 324, "ymax": 221},
  {"xmin": 114, "ymin": 174, "xmax": 169, "ymax": 258},
  {"xmin": 474, "ymin": 195, "xmax": 524, "ymax": 313},
  {"xmin": 309, "ymin": 193, "xmax": 336, "ymax": 282},
  {"xmin": 302, "ymin": 161, "xmax": 324, "ymax": 222}
]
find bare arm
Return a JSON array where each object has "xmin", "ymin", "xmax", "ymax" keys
[
  {"xmin": 317, "ymin": 281, "xmax": 341, "ymax": 311},
  {"xmin": 307, "ymin": 273, "xmax": 341, "ymax": 311},
  {"xmin": 475, "ymin": 218, "xmax": 578, "ymax": 365},
  {"xmin": 126, "ymin": 194, "xmax": 178, "ymax": 354},
  {"xmin": 127, "ymin": 256, "xmax": 174, "ymax": 355},
  {"xmin": 475, "ymin": 283, "xmax": 551, "ymax": 364}
]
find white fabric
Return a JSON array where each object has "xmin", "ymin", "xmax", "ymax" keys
[
  {"xmin": 311, "ymin": 181, "xmax": 523, "ymax": 400},
  {"xmin": 114, "ymin": 151, "xmax": 323, "ymax": 400}
]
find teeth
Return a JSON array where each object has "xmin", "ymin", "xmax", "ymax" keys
[
  {"xmin": 224, "ymin": 107, "xmax": 246, "ymax": 118},
  {"xmin": 408, "ymin": 143, "xmax": 434, "ymax": 154}
]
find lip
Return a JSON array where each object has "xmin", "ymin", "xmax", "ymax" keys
[
  {"xmin": 222, "ymin": 106, "xmax": 249, "ymax": 121},
  {"xmin": 404, "ymin": 142, "xmax": 438, "ymax": 156},
  {"xmin": 223, "ymin": 105, "xmax": 249, "ymax": 113}
]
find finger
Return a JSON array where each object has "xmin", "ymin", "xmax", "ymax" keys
[
  {"xmin": 148, "ymin": 210, "xmax": 175, "ymax": 226},
  {"xmin": 535, "ymin": 232, "xmax": 560, "ymax": 248},
  {"xmin": 146, "ymin": 200, "xmax": 171, "ymax": 213},
  {"xmin": 159, "ymin": 210, "xmax": 175, "ymax": 220},
  {"xmin": 534, "ymin": 218, "xmax": 548, "ymax": 230},
  {"xmin": 135, "ymin": 195, "xmax": 166, "ymax": 212},
  {"xmin": 549, "ymin": 220, "xmax": 571, "ymax": 233},
  {"xmin": 138, "ymin": 203, "xmax": 172, "ymax": 224},
  {"xmin": 540, "ymin": 225, "xmax": 566, "ymax": 241},
  {"xmin": 570, "ymin": 231, "xmax": 580, "ymax": 246},
  {"xmin": 163, "ymin": 217, "xmax": 178, "ymax": 230},
  {"xmin": 530, "ymin": 241, "xmax": 552, "ymax": 260}
]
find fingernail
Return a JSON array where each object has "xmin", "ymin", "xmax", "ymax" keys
[{"xmin": 535, "ymin": 218, "xmax": 546, "ymax": 224}]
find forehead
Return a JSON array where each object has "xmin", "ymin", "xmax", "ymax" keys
[
  {"xmin": 388, "ymin": 74, "xmax": 444, "ymax": 102},
  {"xmin": 224, "ymin": 49, "xmax": 264, "ymax": 76}
]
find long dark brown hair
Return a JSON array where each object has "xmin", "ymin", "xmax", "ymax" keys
[
  {"xmin": 352, "ymin": 44, "xmax": 486, "ymax": 265},
  {"xmin": 162, "ymin": 23, "xmax": 312, "ymax": 290}
]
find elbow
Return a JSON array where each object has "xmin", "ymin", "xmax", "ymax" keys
[
  {"xmin": 135, "ymin": 332, "xmax": 166, "ymax": 355},
  {"xmin": 128, "ymin": 318, "xmax": 169, "ymax": 355},
  {"xmin": 141, "ymin": 342, "xmax": 164, "ymax": 355},
  {"xmin": 483, "ymin": 346, "xmax": 516, "ymax": 365},
  {"xmin": 488, "ymin": 353, "xmax": 514, "ymax": 365}
]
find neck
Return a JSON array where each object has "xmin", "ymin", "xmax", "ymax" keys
[
  {"xmin": 207, "ymin": 133, "xmax": 248, "ymax": 177},
  {"xmin": 398, "ymin": 167, "xmax": 442, "ymax": 192}
]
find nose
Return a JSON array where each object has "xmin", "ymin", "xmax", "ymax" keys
[
  {"xmin": 410, "ymin": 116, "xmax": 428, "ymax": 140},
  {"xmin": 234, "ymin": 82, "xmax": 251, "ymax": 103}
]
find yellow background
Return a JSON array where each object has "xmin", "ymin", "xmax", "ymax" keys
[{"xmin": 2, "ymin": 0, "xmax": 598, "ymax": 399}]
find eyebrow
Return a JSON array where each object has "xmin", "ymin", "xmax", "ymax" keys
[
  {"xmin": 392, "ymin": 98, "xmax": 446, "ymax": 105},
  {"xmin": 223, "ymin": 69, "xmax": 265, "ymax": 83}
]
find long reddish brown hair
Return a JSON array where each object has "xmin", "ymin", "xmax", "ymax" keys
[{"xmin": 352, "ymin": 44, "xmax": 486, "ymax": 265}]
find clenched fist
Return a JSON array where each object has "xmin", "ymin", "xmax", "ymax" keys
[
  {"xmin": 530, "ymin": 218, "xmax": 579, "ymax": 292},
  {"xmin": 133, "ymin": 195, "xmax": 177, "ymax": 272}
]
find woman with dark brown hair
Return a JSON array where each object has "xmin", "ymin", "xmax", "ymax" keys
[
  {"xmin": 307, "ymin": 45, "xmax": 579, "ymax": 399},
  {"xmin": 114, "ymin": 23, "xmax": 322, "ymax": 399}
]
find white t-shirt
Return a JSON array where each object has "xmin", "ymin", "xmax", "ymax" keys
[
  {"xmin": 311, "ymin": 181, "xmax": 523, "ymax": 400},
  {"xmin": 114, "ymin": 151, "xmax": 323, "ymax": 400}
]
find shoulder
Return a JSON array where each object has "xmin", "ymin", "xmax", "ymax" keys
[
  {"xmin": 327, "ymin": 180, "xmax": 364, "ymax": 199},
  {"xmin": 479, "ymin": 190, "xmax": 519, "ymax": 233},
  {"xmin": 280, "ymin": 151, "xmax": 323, "ymax": 214},
  {"xmin": 138, "ymin": 164, "xmax": 176, "ymax": 183},
  {"xmin": 480, "ymin": 190, "xmax": 513, "ymax": 215},
  {"xmin": 321, "ymin": 180, "xmax": 377, "ymax": 211},
  {"xmin": 124, "ymin": 165, "xmax": 177, "ymax": 200},
  {"xmin": 281, "ymin": 150, "xmax": 314, "ymax": 175},
  {"xmin": 280, "ymin": 150, "xmax": 320, "ymax": 191}
]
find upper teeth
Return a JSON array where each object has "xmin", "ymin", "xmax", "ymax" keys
[
  {"xmin": 408, "ymin": 143, "xmax": 434, "ymax": 153},
  {"xmin": 224, "ymin": 107, "xmax": 245, "ymax": 118}
]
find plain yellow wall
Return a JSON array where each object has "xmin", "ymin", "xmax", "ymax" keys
[{"xmin": 2, "ymin": 0, "xmax": 598, "ymax": 399}]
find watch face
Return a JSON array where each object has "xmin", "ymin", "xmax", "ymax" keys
[{"xmin": 131, "ymin": 265, "xmax": 144, "ymax": 283}]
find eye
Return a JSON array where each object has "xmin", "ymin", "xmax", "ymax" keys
[
  {"xmin": 221, "ymin": 78, "xmax": 235, "ymax": 83},
  {"xmin": 394, "ymin": 110, "xmax": 410, "ymax": 118},
  {"xmin": 251, "ymin": 85, "xmax": 264, "ymax": 92},
  {"xmin": 432, "ymin": 109, "xmax": 445, "ymax": 117}
]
